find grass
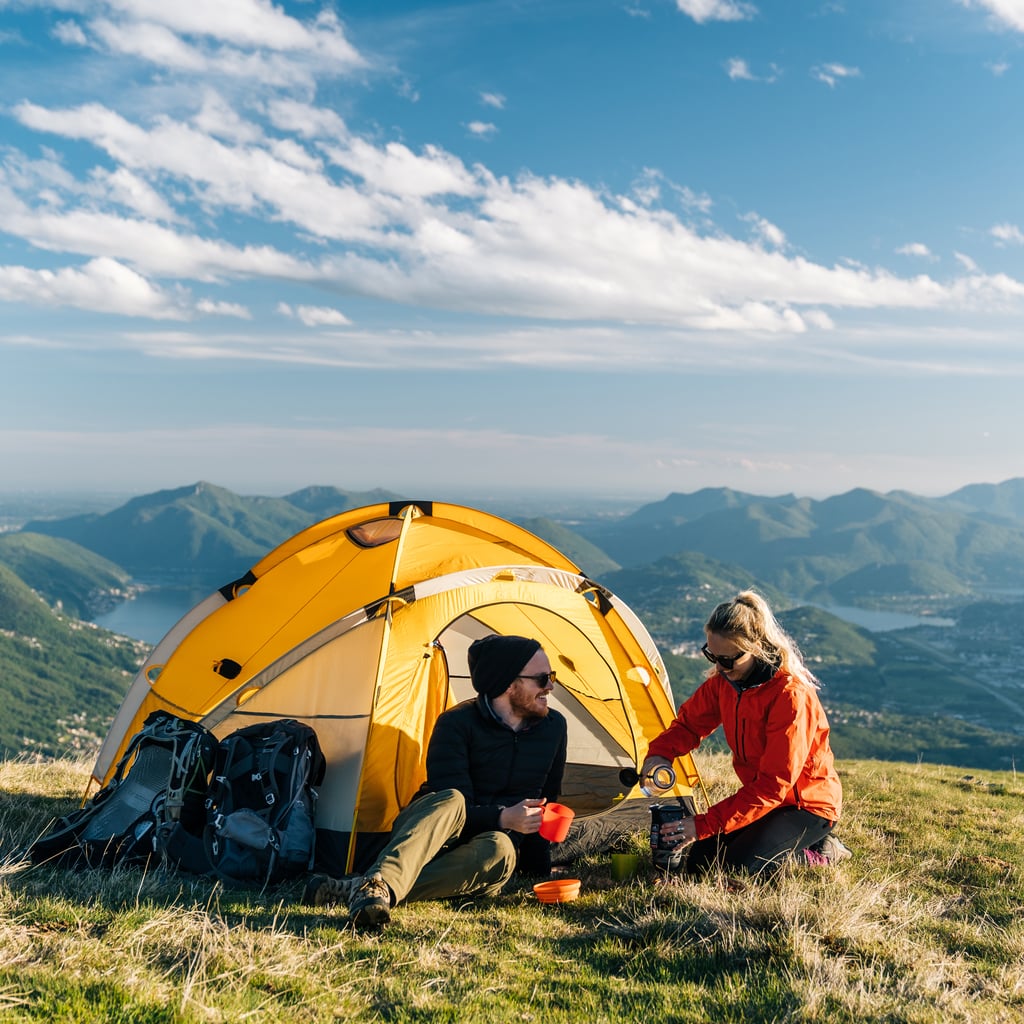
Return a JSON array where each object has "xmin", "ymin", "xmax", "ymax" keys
[{"xmin": 2, "ymin": 754, "xmax": 1023, "ymax": 1023}]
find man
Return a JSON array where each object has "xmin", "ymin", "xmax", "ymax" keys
[{"xmin": 304, "ymin": 634, "xmax": 568, "ymax": 929}]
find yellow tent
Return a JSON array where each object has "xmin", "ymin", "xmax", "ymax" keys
[{"xmin": 92, "ymin": 500, "xmax": 702, "ymax": 872}]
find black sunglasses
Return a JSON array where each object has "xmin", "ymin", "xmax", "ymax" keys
[
  {"xmin": 517, "ymin": 672, "xmax": 557, "ymax": 687},
  {"xmin": 701, "ymin": 644, "xmax": 746, "ymax": 670}
]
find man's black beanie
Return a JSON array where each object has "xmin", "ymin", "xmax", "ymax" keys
[{"xmin": 467, "ymin": 635, "xmax": 541, "ymax": 700}]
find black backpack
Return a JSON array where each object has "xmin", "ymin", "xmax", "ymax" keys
[
  {"xmin": 27, "ymin": 711, "xmax": 217, "ymax": 870},
  {"xmin": 198, "ymin": 719, "xmax": 326, "ymax": 887}
]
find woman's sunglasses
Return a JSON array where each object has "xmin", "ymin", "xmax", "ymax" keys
[{"xmin": 701, "ymin": 644, "xmax": 746, "ymax": 670}]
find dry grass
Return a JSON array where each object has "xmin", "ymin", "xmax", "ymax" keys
[{"xmin": 1, "ymin": 752, "xmax": 1023, "ymax": 1022}]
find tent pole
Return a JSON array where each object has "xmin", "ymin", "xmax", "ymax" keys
[{"xmin": 343, "ymin": 504, "xmax": 418, "ymax": 873}]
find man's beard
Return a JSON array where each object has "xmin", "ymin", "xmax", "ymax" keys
[{"xmin": 507, "ymin": 682, "xmax": 549, "ymax": 721}]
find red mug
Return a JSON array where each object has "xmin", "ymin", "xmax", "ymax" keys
[{"xmin": 538, "ymin": 802, "xmax": 574, "ymax": 843}]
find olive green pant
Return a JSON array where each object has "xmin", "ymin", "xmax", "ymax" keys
[{"xmin": 369, "ymin": 789, "xmax": 517, "ymax": 905}]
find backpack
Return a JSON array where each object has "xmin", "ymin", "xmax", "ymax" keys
[
  {"xmin": 198, "ymin": 719, "xmax": 326, "ymax": 887},
  {"xmin": 27, "ymin": 711, "xmax": 217, "ymax": 870}
]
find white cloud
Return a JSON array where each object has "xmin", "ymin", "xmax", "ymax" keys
[
  {"xmin": 53, "ymin": 20, "xmax": 88, "ymax": 46},
  {"xmin": 197, "ymin": 298, "xmax": 251, "ymax": 318},
  {"xmin": 896, "ymin": 242, "xmax": 934, "ymax": 259},
  {"xmin": 802, "ymin": 309, "xmax": 835, "ymax": 330},
  {"xmin": 991, "ymin": 222, "xmax": 1024, "ymax": 245},
  {"xmin": 0, "ymin": 181, "xmax": 315, "ymax": 280},
  {"xmin": 92, "ymin": 0, "xmax": 363, "ymax": 60},
  {"xmin": 278, "ymin": 302, "xmax": 351, "ymax": 327},
  {"xmin": 962, "ymin": 1, "xmax": 1024, "ymax": 32},
  {"xmin": 265, "ymin": 99, "xmax": 348, "ymax": 141},
  {"xmin": 726, "ymin": 58, "xmax": 755, "ymax": 80},
  {"xmin": 675, "ymin": 0, "xmax": 757, "ymax": 23},
  {"xmin": 94, "ymin": 167, "xmax": 180, "ymax": 222},
  {"xmin": 90, "ymin": 16, "xmax": 208, "ymax": 71},
  {"xmin": 5, "ymin": 97, "xmax": 1022, "ymax": 334},
  {"xmin": 13, "ymin": 101, "xmax": 387, "ymax": 240},
  {"xmin": 2, "ymin": 10, "xmax": 1022, "ymax": 337},
  {"xmin": 194, "ymin": 91, "xmax": 264, "ymax": 145},
  {"xmin": 955, "ymin": 252, "xmax": 980, "ymax": 272},
  {"xmin": 987, "ymin": 60, "xmax": 1011, "ymax": 75},
  {"xmin": 466, "ymin": 121, "xmax": 497, "ymax": 138},
  {"xmin": 45, "ymin": 0, "xmax": 365, "ymax": 91},
  {"xmin": 742, "ymin": 213, "xmax": 786, "ymax": 248},
  {"xmin": 0, "ymin": 257, "xmax": 184, "ymax": 318},
  {"xmin": 480, "ymin": 92, "xmax": 505, "ymax": 109},
  {"xmin": 811, "ymin": 63, "xmax": 861, "ymax": 87},
  {"xmin": 322, "ymin": 137, "xmax": 478, "ymax": 199}
]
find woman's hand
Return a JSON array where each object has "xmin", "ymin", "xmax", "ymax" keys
[
  {"xmin": 659, "ymin": 815, "xmax": 697, "ymax": 849},
  {"xmin": 640, "ymin": 755, "xmax": 674, "ymax": 791},
  {"xmin": 499, "ymin": 798, "xmax": 546, "ymax": 834}
]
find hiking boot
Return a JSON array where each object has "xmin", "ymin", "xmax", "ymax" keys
[
  {"xmin": 813, "ymin": 834, "xmax": 853, "ymax": 865},
  {"xmin": 802, "ymin": 847, "xmax": 829, "ymax": 867},
  {"xmin": 348, "ymin": 873, "xmax": 392, "ymax": 930},
  {"xmin": 303, "ymin": 873, "xmax": 358, "ymax": 907}
]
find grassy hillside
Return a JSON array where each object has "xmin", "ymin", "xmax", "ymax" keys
[
  {"xmin": 0, "ymin": 532, "xmax": 131, "ymax": 619},
  {"xmin": 0, "ymin": 565, "xmax": 144, "ymax": 759},
  {"xmin": 1, "ymin": 753, "xmax": 1021, "ymax": 1023}
]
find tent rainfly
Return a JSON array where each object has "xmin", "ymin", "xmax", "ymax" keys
[{"xmin": 91, "ymin": 500, "xmax": 703, "ymax": 873}]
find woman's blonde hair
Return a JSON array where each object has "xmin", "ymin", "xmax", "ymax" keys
[{"xmin": 704, "ymin": 590, "xmax": 818, "ymax": 688}]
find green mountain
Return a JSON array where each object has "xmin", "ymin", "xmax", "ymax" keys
[
  {"xmin": 282, "ymin": 485, "xmax": 404, "ymax": 520},
  {"xmin": 515, "ymin": 517, "xmax": 621, "ymax": 578},
  {"xmin": 939, "ymin": 478, "xmax": 1024, "ymax": 523},
  {"xmin": 19, "ymin": 482, "xmax": 419, "ymax": 583},
  {"xmin": 0, "ymin": 532, "xmax": 131, "ymax": 619},
  {"xmin": 23, "ymin": 481, "xmax": 313, "ymax": 581},
  {"xmin": 0, "ymin": 563, "xmax": 144, "ymax": 759},
  {"xmin": 579, "ymin": 484, "xmax": 1024, "ymax": 597},
  {"xmin": 602, "ymin": 550, "xmax": 786, "ymax": 643},
  {"xmin": 811, "ymin": 559, "xmax": 971, "ymax": 605}
]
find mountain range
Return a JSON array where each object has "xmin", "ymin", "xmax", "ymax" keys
[
  {"xmin": 4, "ymin": 478, "xmax": 1024, "ymax": 769},
  {"xmin": 573, "ymin": 484, "xmax": 1024, "ymax": 599},
  {"xmin": 20, "ymin": 479, "xmax": 1024, "ymax": 604}
]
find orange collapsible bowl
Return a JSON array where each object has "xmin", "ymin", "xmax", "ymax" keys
[{"xmin": 533, "ymin": 879, "xmax": 582, "ymax": 904}]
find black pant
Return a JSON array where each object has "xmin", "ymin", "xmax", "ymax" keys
[{"xmin": 684, "ymin": 806, "xmax": 833, "ymax": 877}]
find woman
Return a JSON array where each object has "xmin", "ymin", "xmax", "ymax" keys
[{"xmin": 642, "ymin": 590, "xmax": 848, "ymax": 877}]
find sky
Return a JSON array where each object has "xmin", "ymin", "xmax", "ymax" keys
[{"xmin": 1, "ymin": 0, "xmax": 1024, "ymax": 506}]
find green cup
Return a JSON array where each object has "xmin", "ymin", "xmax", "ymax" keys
[{"xmin": 610, "ymin": 852, "xmax": 641, "ymax": 881}]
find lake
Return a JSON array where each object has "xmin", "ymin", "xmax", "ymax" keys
[
  {"xmin": 92, "ymin": 585, "xmax": 213, "ymax": 644},
  {"xmin": 814, "ymin": 604, "xmax": 955, "ymax": 632}
]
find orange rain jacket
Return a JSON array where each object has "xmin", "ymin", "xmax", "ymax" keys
[{"xmin": 647, "ymin": 668, "xmax": 842, "ymax": 840}]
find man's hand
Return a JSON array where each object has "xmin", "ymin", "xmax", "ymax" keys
[
  {"xmin": 499, "ymin": 798, "xmax": 546, "ymax": 834},
  {"xmin": 640, "ymin": 755, "xmax": 674, "ymax": 791}
]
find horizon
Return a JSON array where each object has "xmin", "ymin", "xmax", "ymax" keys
[
  {"xmin": 2, "ymin": 472, "xmax": 1022, "ymax": 519},
  {"xmin": 3, "ymin": 1, "xmax": 1024, "ymax": 498}
]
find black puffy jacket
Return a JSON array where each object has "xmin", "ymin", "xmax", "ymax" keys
[{"xmin": 415, "ymin": 696, "xmax": 567, "ymax": 874}]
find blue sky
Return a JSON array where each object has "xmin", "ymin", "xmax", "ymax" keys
[{"xmin": 1, "ymin": 0, "xmax": 1023, "ymax": 504}]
